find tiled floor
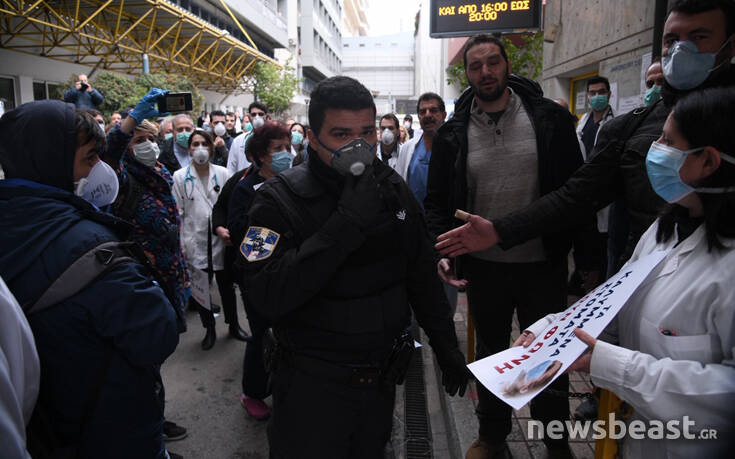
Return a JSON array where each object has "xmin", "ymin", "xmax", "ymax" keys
[{"xmin": 454, "ymin": 293, "xmax": 597, "ymax": 458}]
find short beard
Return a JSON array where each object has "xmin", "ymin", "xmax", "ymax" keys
[{"xmin": 471, "ymin": 72, "xmax": 509, "ymax": 102}]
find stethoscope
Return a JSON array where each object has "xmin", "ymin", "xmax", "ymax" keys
[{"xmin": 183, "ymin": 165, "xmax": 220, "ymax": 200}]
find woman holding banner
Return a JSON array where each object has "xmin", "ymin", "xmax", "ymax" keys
[{"xmin": 518, "ymin": 87, "xmax": 735, "ymax": 457}]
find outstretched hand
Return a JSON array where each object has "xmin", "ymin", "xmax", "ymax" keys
[
  {"xmin": 435, "ymin": 213, "xmax": 500, "ymax": 257},
  {"xmin": 130, "ymin": 88, "xmax": 169, "ymax": 123}
]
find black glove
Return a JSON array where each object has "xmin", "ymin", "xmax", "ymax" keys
[
  {"xmin": 436, "ymin": 347, "xmax": 471, "ymax": 397},
  {"xmin": 338, "ymin": 167, "xmax": 387, "ymax": 229}
]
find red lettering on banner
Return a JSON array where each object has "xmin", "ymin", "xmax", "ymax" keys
[
  {"xmin": 510, "ymin": 354, "xmax": 531, "ymax": 366},
  {"xmin": 544, "ymin": 326, "xmax": 558, "ymax": 340},
  {"xmin": 494, "ymin": 362, "xmax": 514, "ymax": 374}
]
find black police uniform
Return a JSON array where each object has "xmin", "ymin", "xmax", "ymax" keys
[{"xmin": 242, "ymin": 148, "xmax": 464, "ymax": 458}]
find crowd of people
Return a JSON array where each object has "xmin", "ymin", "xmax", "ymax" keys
[{"xmin": 0, "ymin": 0, "xmax": 733, "ymax": 458}]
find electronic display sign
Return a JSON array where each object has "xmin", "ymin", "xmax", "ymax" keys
[{"xmin": 430, "ymin": 0, "xmax": 543, "ymax": 38}]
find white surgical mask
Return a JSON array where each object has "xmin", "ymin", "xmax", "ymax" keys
[
  {"xmin": 380, "ymin": 128, "xmax": 395, "ymax": 146},
  {"xmin": 252, "ymin": 115, "xmax": 265, "ymax": 129},
  {"xmin": 404, "ymin": 121, "xmax": 412, "ymax": 130},
  {"xmin": 74, "ymin": 160, "xmax": 119, "ymax": 208},
  {"xmin": 133, "ymin": 140, "xmax": 159, "ymax": 167},
  {"xmin": 97, "ymin": 122, "xmax": 105, "ymax": 133},
  {"xmin": 214, "ymin": 122, "xmax": 226, "ymax": 137},
  {"xmin": 192, "ymin": 146, "xmax": 210, "ymax": 165}
]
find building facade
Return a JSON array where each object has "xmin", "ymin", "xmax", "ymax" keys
[
  {"xmin": 541, "ymin": 0, "xmax": 661, "ymax": 118},
  {"xmin": 343, "ymin": 0, "xmax": 369, "ymax": 37},
  {"xmin": 0, "ymin": 0, "xmax": 290, "ymax": 115},
  {"xmin": 342, "ymin": 32, "xmax": 414, "ymax": 114}
]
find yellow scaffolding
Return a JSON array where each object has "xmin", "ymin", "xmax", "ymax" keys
[{"xmin": 0, "ymin": 0, "xmax": 279, "ymax": 93}]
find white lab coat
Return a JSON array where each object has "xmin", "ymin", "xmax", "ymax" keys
[
  {"xmin": 527, "ymin": 220, "xmax": 735, "ymax": 457},
  {"xmin": 577, "ymin": 107, "xmax": 615, "ymax": 232},
  {"xmin": 0, "ymin": 276, "xmax": 39, "ymax": 459},
  {"xmin": 376, "ymin": 142, "xmax": 401, "ymax": 170},
  {"xmin": 172, "ymin": 163, "xmax": 232, "ymax": 270},
  {"xmin": 396, "ymin": 134, "xmax": 424, "ymax": 180},
  {"xmin": 227, "ymin": 131, "xmax": 252, "ymax": 174}
]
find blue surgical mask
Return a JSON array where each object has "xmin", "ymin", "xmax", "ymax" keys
[
  {"xmin": 662, "ymin": 39, "xmax": 730, "ymax": 90},
  {"xmin": 644, "ymin": 85, "xmax": 661, "ymax": 106},
  {"xmin": 165, "ymin": 132, "xmax": 173, "ymax": 141},
  {"xmin": 647, "ymin": 141, "xmax": 735, "ymax": 202},
  {"xmin": 291, "ymin": 131, "xmax": 303, "ymax": 145},
  {"xmin": 270, "ymin": 150, "xmax": 291, "ymax": 173},
  {"xmin": 176, "ymin": 131, "xmax": 191, "ymax": 149},
  {"xmin": 588, "ymin": 94, "xmax": 609, "ymax": 111}
]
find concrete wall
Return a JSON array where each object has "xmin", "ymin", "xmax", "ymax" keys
[{"xmin": 541, "ymin": 0, "xmax": 658, "ymax": 114}]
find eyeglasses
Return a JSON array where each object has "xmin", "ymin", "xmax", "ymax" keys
[
  {"xmin": 587, "ymin": 89, "xmax": 609, "ymax": 96},
  {"xmin": 419, "ymin": 106, "xmax": 441, "ymax": 115}
]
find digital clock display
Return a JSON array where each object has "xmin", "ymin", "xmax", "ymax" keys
[{"xmin": 430, "ymin": 0, "xmax": 542, "ymax": 37}]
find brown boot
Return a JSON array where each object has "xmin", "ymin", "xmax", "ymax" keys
[{"xmin": 465, "ymin": 440, "xmax": 511, "ymax": 459}]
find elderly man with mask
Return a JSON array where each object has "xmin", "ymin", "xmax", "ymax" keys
[
  {"xmin": 158, "ymin": 113, "xmax": 196, "ymax": 174},
  {"xmin": 0, "ymin": 100, "xmax": 180, "ymax": 459}
]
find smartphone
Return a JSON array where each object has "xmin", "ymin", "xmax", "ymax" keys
[{"xmin": 158, "ymin": 92, "xmax": 193, "ymax": 113}]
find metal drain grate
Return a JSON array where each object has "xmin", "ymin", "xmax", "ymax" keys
[{"xmin": 404, "ymin": 332, "xmax": 432, "ymax": 458}]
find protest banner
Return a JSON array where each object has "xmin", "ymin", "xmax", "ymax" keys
[
  {"xmin": 468, "ymin": 250, "xmax": 670, "ymax": 410},
  {"xmin": 189, "ymin": 266, "xmax": 211, "ymax": 311}
]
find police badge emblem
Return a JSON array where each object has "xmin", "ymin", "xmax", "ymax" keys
[{"xmin": 240, "ymin": 226, "xmax": 280, "ymax": 262}]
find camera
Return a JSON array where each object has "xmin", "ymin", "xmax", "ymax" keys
[
  {"xmin": 158, "ymin": 92, "xmax": 193, "ymax": 113},
  {"xmin": 79, "ymin": 82, "xmax": 88, "ymax": 91}
]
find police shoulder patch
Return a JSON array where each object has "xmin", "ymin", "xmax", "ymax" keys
[{"xmin": 240, "ymin": 226, "xmax": 280, "ymax": 262}]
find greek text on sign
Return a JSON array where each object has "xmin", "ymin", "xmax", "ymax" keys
[
  {"xmin": 430, "ymin": 0, "xmax": 542, "ymax": 38},
  {"xmin": 467, "ymin": 250, "xmax": 670, "ymax": 410}
]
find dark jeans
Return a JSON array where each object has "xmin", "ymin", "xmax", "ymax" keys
[
  {"xmin": 192, "ymin": 268, "xmax": 238, "ymax": 329},
  {"xmin": 240, "ymin": 281, "xmax": 269, "ymax": 399},
  {"xmin": 463, "ymin": 256, "xmax": 570, "ymax": 444},
  {"xmin": 268, "ymin": 364, "xmax": 395, "ymax": 459}
]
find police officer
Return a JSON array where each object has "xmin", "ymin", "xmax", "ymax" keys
[{"xmin": 241, "ymin": 76, "xmax": 470, "ymax": 458}]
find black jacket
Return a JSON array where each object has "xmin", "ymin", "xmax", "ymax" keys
[
  {"xmin": 493, "ymin": 100, "xmax": 669, "ymax": 269},
  {"xmin": 157, "ymin": 137, "xmax": 180, "ymax": 174},
  {"xmin": 243, "ymin": 152, "xmax": 459, "ymax": 363},
  {"xmin": 425, "ymin": 75, "xmax": 598, "ymax": 268}
]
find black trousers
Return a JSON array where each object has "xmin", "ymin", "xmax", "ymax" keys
[
  {"xmin": 268, "ymin": 364, "xmax": 395, "ymax": 459},
  {"xmin": 463, "ymin": 256, "xmax": 570, "ymax": 444},
  {"xmin": 240, "ymin": 280, "xmax": 269, "ymax": 399},
  {"xmin": 192, "ymin": 268, "xmax": 238, "ymax": 328}
]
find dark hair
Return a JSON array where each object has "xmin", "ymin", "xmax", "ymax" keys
[
  {"xmin": 226, "ymin": 111, "xmax": 236, "ymax": 118},
  {"xmin": 379, "ymin": 114, "xmax": 400, "ymax": 132},
  {"xmin": 85, "ymin": 109, "xmax": 103, "ymax": 119},
  {"xmin": 210, "ymin": 110, "xmax": 226, "ymax": 118},
  {"xmin": 248, "ymin": 101, "xmax": 268, "ymax": 115},
  {"xmin": 248, "ymin": 123, "xmax": 290, "ymax": 167},
  {"xmin": 463, "ymin": 34, "xmax": 508, "ymax": 69},
  {"xmin": 656, "ymin": 87, "xmax": 735, "ymax": 250},
  {"xmin": 669, "ymin": 0, "xmax": 735, "ymax": 37},
  {"xmin": 187, "ymin": 129, "xmax": 214, "ymax": 152},
  {"xmin": 308, "ymin": 76, "xmax": 376, "ymax": 136},
  {"xmin": 75, "ymin": 109, "xmax": 106, "ymax": 157},
  {"xmin": 404, "ymin": 114, "xmax": 413, "ymax": 122},
  {"xmin": 416, "ymin": 92, "xmax": 445, "ymax": 114},
  {"xmin": 289, "ymin": 122, "xmax": 305, "ymax": 133},
  {"xmin": 587, "ymin": 76, "xmax": 611, "ymax": 92}
]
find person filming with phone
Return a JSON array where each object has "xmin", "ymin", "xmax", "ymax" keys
[{"xmin": 63, "ymin": 73, "xmax": 104, "ymax": 110}]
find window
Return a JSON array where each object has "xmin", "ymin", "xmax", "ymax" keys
[
  {"xmin": 0, "ymin": 77, "xmax": 15, "ymax": 113},
  {"xmin": 33, "ymin": 82, "xmax": 47, "ymax": 100}
]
